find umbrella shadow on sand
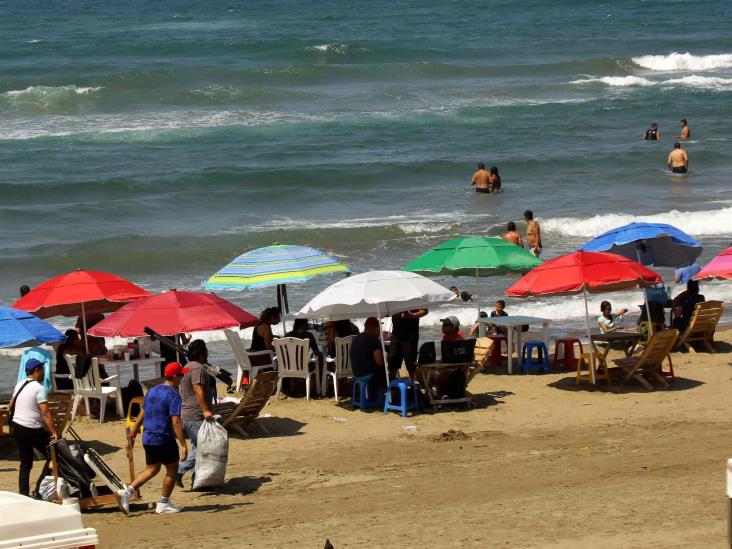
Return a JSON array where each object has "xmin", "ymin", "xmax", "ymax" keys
[{"xmin": 548, "ymin": 375, "xmax": 704, "ymax": 394}]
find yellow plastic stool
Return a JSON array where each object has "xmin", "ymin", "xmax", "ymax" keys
[{"xmin": 126, "ymin": 396, "xmax": 144, "ymax": 429}]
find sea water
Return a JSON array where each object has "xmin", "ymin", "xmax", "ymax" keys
[{"xmin": 1, "ymin": 1, "xmax": 731, "ymax": 388}]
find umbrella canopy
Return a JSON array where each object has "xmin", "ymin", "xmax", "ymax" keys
[
  {"xmin": 580, "ymin": 222, "xmax": 702, "ymax": 267},
  {"xmin": 0, "ymin": 307, "xmax": 64, "ymax": 348},
  {"xmin": 695, "ymin": 245, "xmax": 732, "ymax": 281},
  {"xmin": 296, "ymin": 270, "xmax": 455, "ymax": 321},
  {"xmin": 204, "ymin": 244, "xmax": 350, "ymax": 290},
  {"xmin": 87, "ymin": 290, "xmax": 258, "ymax": 338},
  {"xmin": 404, "ymin": 236, "xmax": 541, "ymax": 276},
  {"xmin": 13, "ymin": 269, "xmax": 150, "ymax": 318},
  {"xmin": 506, "ymin": 251, "xmax": 662, "ymax": 298}
]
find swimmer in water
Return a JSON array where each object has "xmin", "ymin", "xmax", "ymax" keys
[
  {"xmin": 471, "ymin": 163, "xmax": 491, "ymax": 193},
  {"xmin": 502, "ymin": 221, "xmax": 523, "ymax": 247},
  {"xmin": 489, "ymin": 165, "xmax": 502, "ymax": 192},
  {"xmin": 667, "ymin": 141, "xmax": 688, "ymax": 174},
  {"xmin": 677, "ymin": 118, "xmax": 690, "ymax": 140},
  {"xmin": 643, "ymin": 122, "xmax": 660, "ymax": 141}
]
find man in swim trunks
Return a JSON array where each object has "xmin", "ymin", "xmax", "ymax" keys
[
  {"xmin": 644, "ymin": 122, "xmax": 660, "ymax": 141},
  {"xmin": 524, "ymin": 210, "xmax": 542, "ymax": 257},
  {"xmin": 677, "ymin": 118, "xmax": 690, "ymax": 140},
  {"xmin": 471, "ymin": 163, "xmax": 491, "ymax": 193},
  {"xmin": 502, "ymin": 221, "xmax": 523, "ymax": 247},
  {"xmin": 667, "ymin": 141, "xmax": 688, "ymax": 174}
]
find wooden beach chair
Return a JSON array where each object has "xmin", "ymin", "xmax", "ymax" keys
[
  {"xmin": 609, "ymin": 329, "xmax": 679, "ymax": 391},
  {"xmin": 47, "ymin": 392, "xmax": 74, "ymax": 437},
  {"xmin": 675, "ymin": 300, "xmax": 724, "ymax": 353},
  {"xmin": 469, "ymin": 337, "xmax": 493, "ymax": 384},
  {"xmin": 213, "ymin": 370, "xmax": 278, "ymax": 437}
]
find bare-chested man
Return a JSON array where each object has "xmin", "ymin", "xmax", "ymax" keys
[
  {"xmin": 667, "ymin": 142, "xmax": 688, "ymax": 174},
  {"xmin": 502, "ymin": 221, "xmax": 523, "ymax": 247},
  {"xmin": 471, "ymin": 163, "xmax": 491, "ymax": 193},
  {"xmin": 524, "ymin": 210, "xmax": 542, "ymax": 257},
  {"xmin": 677, "ymin": 118, "xmax": 690, "ymax": 140}
]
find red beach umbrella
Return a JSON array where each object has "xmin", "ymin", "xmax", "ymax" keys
[
  {"xmin": 506, "ymin": 251, "xmax": 661, "ymax": 383},
  {"xmin": 694, "ymin": 245, "xmax": 732, "ymax": 281},
  {"xmin": 13, "ymin": 269, "xmax": 150, "ymax": 319},
  {"xmin": 87, "ymin": 290, "xmax": 258, "ymax": 338}
]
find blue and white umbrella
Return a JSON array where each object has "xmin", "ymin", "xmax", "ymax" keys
[
  {"xmin": 580, "ymin": 222, "xmax": 702, "ymax": 267},
  {"xmin": 0, "ymin": 306, "xmax": 64, "ymax": 348}
]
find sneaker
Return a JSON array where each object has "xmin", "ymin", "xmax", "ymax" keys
[
  {"xmin": 117, "ymin": 489, "xmax": 130, "ymax": 515},
  {"xmin": 156, "ymin": 500, "xmax": 181, "ymax": 514}
]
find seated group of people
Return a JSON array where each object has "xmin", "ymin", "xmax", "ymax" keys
[{"xmin": 53, "ymin": 313, "xmax": 109, "ymax": 390}]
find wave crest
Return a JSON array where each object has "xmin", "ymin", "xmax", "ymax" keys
[
  {"xmin": 542, "ymin": 207, "xmax": 732, "ymax": 238},
  {"xmin": 569, "ymin": 74, "xmax": 732, "ymax": 90},
  {"xmin": 306, "ymin": 43, "xmax": 370, "ymax": 54},
  {"xmin": 569, "ymin": 75, "xmax": 654, "ymax": 87},
  {"xmin": 631, "ymin": 52, "xmax": 732, "ymax": 71},
  {"xmin": 1, "ymin": 85, "xmax": 103, "ymax": 113}
]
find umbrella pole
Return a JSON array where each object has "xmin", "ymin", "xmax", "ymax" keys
[
  {"xmin": 277, "ymin": 284, "xmax": 288, "ymax": 335},
  {"xmin": 476, "ymin": 269, "xmax": 484, "ymax": 337},
  {"xmin": 635, "ymin": 247, "xmax": 654, "ymax": 337},
  {"xmin": 376, "ymin": 303, "xmax": 390, "ymax": 387},
  {"xmin": 81, "ymin": 302, "xmax": 89, "ymax": 354},
  {"xmin": 583, "ymin": 288, "xmax": 596, "ymax": 385}
]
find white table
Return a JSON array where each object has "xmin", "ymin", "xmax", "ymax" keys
[
  {"xmin": 480, "ymin": 315, "xmax": 551, "ymax": 374},
  {"xmin": 98, "ymin": 356, "xmax": 164, "ymax": 383}
]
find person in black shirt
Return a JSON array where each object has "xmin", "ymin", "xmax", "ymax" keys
[
  {"xmin": 644, "ymin": 122, "xmax": 660, "ymax": 141},
  {"xmin": 286, "ymin": 318, "xmax": 323, "ymax": 364},
  {"xmin": 350, "ymin": 317, "xmax": 386, "ymax": 390},
  {"xmin": 387, "ymin": 309, "xmax": 427, "ymax": 379}
]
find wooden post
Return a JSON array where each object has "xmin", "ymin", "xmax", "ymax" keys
[{"xmin": 727, "ymin": 458, "xmax": 732, "ymax": 548}]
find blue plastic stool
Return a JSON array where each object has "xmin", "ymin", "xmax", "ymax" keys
[
  {"xmin": 383, "ymin": 378, "xmax": 419, "ymax": 417},
  {"xmin": 352, "ymin": 375, "xmax": 384, "ymax": 410},
  {"xmin": 521, "ymin": 341, "xmax": 550, "ymax": 374}
]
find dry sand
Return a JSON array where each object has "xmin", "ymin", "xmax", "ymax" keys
[{"xmin": 2, "ymin": 330, "xmax": 731, "ymax": 548}]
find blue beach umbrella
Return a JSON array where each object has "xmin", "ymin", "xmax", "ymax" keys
[
  {"xmin": 0, "ymin": 306, "xmax": 64, "ymax": 348},
  {"xmin": 580, "ymin": 222, "xmax": 702, "ymax": 267}
]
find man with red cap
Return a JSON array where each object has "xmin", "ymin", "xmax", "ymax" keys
[{"xmin": 119, "ymin": 362, "xmax": 188, "ymax": 515}]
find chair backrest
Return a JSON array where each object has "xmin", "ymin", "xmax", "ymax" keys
[
  {"xmin": 273, "ymin": 337, "xmax": 310, "ymax": 373},
  {"xmin": 637, "ymin": 329, "xmax": 679, "ymax": 369},
  {"xmin": 334, "ymin": 335, "xmax": 356, "ymax": 377},
  {"xmin": 684, "ymin": 300, "xmax": 724, "ymax": 340},
  {"xmin": 225, "ymin": 329, "xmax": 250, "ymax": 367},
  {"xmin": 472, "ymin": 337, "xmax": 494, "ymax": 368},
  {"xmin": 65, "ymin": 355, "xmax": 81, "ymax": 394},
  {"xmin": 46, "ymin": 393, "xmax": 74, "ymax": 435}
]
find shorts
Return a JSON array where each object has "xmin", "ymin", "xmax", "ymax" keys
[
  {"xmin": 144, "ymin": 442, "xmax": 179, "ymax": 466},
  {"xmin": 388, "ymin": 338, "xmax": 418, "ymax": 372},
  {"xmin": 671, "ymin": 166, "xmax": 687, "ymax": 174},
  {"xmin": 475, "ymin": 188, "xmax": 490, "ymax": 193}
]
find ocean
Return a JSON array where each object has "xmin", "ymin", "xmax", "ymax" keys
[{"xmin": 1, "ymin": 0, "xmax": 731, "ymax": 388}]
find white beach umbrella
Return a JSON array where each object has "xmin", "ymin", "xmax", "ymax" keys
[{"xmin": 297, "ymin": 270, "xmax": 456, "ymax": 383}]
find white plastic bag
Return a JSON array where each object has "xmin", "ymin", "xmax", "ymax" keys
[
  {"xmin": 193, "ymin": 420, "xmax": 229, "ymax": 490},
  {"xmin": 38, "ymin": 476, "xmax": 56, "ymax": 501}
]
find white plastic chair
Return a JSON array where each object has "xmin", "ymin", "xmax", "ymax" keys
[
  {"xmin": 67, "ymin": 355, "xmax": 123, "ymax": 423},
  {"xmin": 324, "ymin": 335, "xmax": 355, "ymax": 401},
  {"xmin": 50, "ymin": 357, "xmax": 74, "ymax": 394},
  {"xmin": 224, "ymin": 329, "xmax": 275, "ymax": 391},
  {"xmin": 273, "ymin": 337, "xmax": 318, "ymax": 401}
]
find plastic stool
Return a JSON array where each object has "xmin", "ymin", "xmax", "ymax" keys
[
  {"xmin": 521, "ymin": 341, "xmax": 550, "ymax": 374},
  {"xmin": 488, "ymin": 336, "xmax": 507, "ymax": 368},
  {"xmin": 383, "ymin": 378, "xmax": 419, "ymax": 417},
  {"xmin": 126, "ymin": 396, "xmax": 144, "ymax": 429},
  {"xmin": 553, "ymin": 338, "xmax": 583, "ymax": 370},
  {"xmin": 352, "ymin": 376, "xmax": 383, "ymax": 410},
  {"xmin": 658, "ymin": 354, "xmax": 675, "ymax": 381}
]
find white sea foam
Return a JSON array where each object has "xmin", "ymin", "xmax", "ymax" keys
[
  {"xmin": 569, "ymin": 75, "xmax": 654, "ymax": 87},
  {"xmin": 306, "ymin": 43, "xmax": 370, "ymax": 54},
  {"xmin": 632, "ymin": 52, "xmax": 732, "ymax": 72},
  {"xmin": 542, "ymin": 207, "xmax": 732, "ymax": 238},
  {"xmin": 3, "ymin": 85, "xmax": 103, "ymax": 98},
  {"xmin": 662, "ymin": 75, "xmax": 732, "ymax": 90}
]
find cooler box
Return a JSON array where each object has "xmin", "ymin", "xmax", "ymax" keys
[{"xmin": 0, "ymin": 491, "xmax": 99, "ymax": 549}]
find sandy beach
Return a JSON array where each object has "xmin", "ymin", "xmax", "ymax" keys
[{"xmin": 2, "ymin": 328, "xmax": 729, "ymax": 548}]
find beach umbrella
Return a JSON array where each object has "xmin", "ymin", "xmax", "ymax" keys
[
  {"xmin": 505, "ymin": 251, "xmax": 661, "ymax": 383},
  {"xmin": 203, "ymin": 244, "xmax": 350, "ymax": 331},
  {"xmin": 581, "ymin": 222, "xmax": 702, "ymax": 334},
  {"xmin": 0, "ymin": 306, "xmax": 64, "ymax": 348},
  {"xmin": 87, "ymin": 290, "xmax": 258, "ymax": 338},
  {"xmin": 297, "ymin": 270, "xmax": 456, "ymax": 383},
  {"xmin": 404, "ymin": 236, "xmax": 541, "ymax": 330},
  {"xmin": 694, "ymin": 245, "xmax": 732, "ymax": 281},
  {"xmin": 13, "ymin": 269, "xmax": 150, "ymax": 352}
]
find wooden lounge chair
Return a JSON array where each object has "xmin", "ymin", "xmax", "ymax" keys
[
  {"xmin": 212, "ymin": 370, "xmax": 278, "ymax": 437},
  {"xmin": 675, "ymin": 300, "xmax": 724, "ymax": 353},
  {"xmin": 469, "ymin": 337, "xmax": 493, "ymax": 384},
  {"xmin": 609, "ymin": 329, "xmax": 679, "ymax": 391},
  {"xmin": 47, "ymin": 392, "xmax": 74, "ymax": 436}
]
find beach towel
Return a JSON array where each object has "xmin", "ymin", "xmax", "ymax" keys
[{"xmin": 16, "ymin": 347, "xmax": 53, "ymax": 393}]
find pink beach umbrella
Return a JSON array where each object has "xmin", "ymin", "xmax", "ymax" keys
[{"xmin": 694, "ymin": 245, "xmax": 732, "ymax": 281}]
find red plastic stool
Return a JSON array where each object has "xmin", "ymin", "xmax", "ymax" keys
[
  {"xmin": 488, "ymin": 336, "xmax": 507, "ymax": 368},
  {"xmin": 658, "ymin": 354, "xmax": 675, "ymax": 381},
  {"xmin": 553, "ymin": 338, "xmax": 583, "ymax": 370}
]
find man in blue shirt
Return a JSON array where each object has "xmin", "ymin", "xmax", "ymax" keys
[
  {"xmin": 675, "ymin": 263, "xmax": 701, "ymax": 285},
  {"xmin": 119, "ymin": 362, "xmax": 188, "ymax": 515}
]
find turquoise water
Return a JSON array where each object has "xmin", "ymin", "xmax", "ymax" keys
[{"xmin": 1, "ymin": 1, "xmax": 731, "ymax": 377}]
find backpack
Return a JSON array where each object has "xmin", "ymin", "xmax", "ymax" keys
[{"xmin": 418, "ymin": 341, "xmax": 436, "ymax": 365}]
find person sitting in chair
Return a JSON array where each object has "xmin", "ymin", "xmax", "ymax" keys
[
  {"xmin": 597, "ymin": 301, "xmax": 628, "ymax": 334},
  {"xmin": 441, "ymin": 316, "xmax": 464, "ymax": 342},
  {"xmin": 350, "ymin": 317, "xmax": 388, "ymax": 392},
  {"xmin": 672, "ymin": 280, "xmax": 705, "ymax": 333}
]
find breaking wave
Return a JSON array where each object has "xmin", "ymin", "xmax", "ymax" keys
[{"xmin": 631, "ymin": 52, "xmax": 732, "ymax": 72}]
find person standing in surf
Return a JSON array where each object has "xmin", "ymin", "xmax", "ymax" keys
[
  {"xmin": 677, "ymin": 119, "xmax": 690, "ymax": 140},
  {"xmin": 471, "ymin": 163, "xmax": 491, "ymax": 193},
  {"xmin": 524, "ymin": 210, "xmax": 542, "ymax": 257},
  {"xmin": 667, "ymin": 142, "xmax": 688, "ymax": 174},
  {"xmin": 488, "ymin": 166, "xmax": 502, "ymax": 192},
  {"xmin": 643, "ymin": 122, "xmax": 660, "ymax": 141}
]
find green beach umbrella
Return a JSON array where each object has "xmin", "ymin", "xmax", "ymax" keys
[{"xmin": 404, "ymin": 236, "xmax": 541, "ymax": 329}]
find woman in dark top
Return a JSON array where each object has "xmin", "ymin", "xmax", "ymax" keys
[
  {"xmin": 54, "ymin": 329, "xmax": 80, "ymax": 390},
  {"xmin": 250, "ymin": 307, "xmax": 281, "ymax": 352},
  {"xmin": 325, "ymin": 319, "xmax": 360, "ymax": 358},
  {"xmin": 489, "ymin": 166, "xmax": 502, "ymax": 192}
]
